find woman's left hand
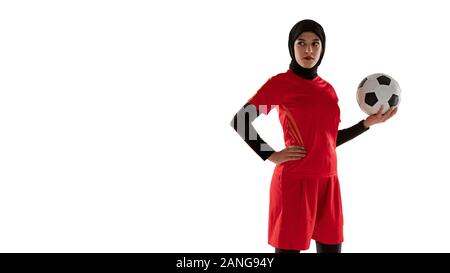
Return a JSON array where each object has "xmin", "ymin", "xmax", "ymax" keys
[{"xmin": 363, "ymin": 106, "xmax": 398, "ymax": 128}]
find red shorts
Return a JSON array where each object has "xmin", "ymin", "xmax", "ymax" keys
[{"xmin": 268, "ymin": 170, "xmax": 344, "ymax": 250}]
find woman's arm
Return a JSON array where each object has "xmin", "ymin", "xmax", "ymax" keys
[
  {"xmin": 230, "ymin": 103, "xmax": 276, "ymax": 160},
  {"xmin": 336, "ymin": 120, "xmax": 369, "ymax": 147},
  {"xmin": 337, "ymin": 106, "xmax": 398, "ymax": 147}
]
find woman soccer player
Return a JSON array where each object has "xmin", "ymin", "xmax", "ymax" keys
[{"xmin": 230, "ymin": 19, "xmax": 397, "ymax": 253}]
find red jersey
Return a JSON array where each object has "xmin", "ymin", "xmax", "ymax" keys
[{"xmin": 248, "ymin": 69, "xmax": 341, "ymax": 176}]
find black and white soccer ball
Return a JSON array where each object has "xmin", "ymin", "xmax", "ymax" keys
[{"xmin": 356, "ymin": 73, "xmax": 401, "ymax": 115}]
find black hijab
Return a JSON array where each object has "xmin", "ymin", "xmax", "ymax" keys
[{"xmin": 288, "ymin": 19, "xmax": 326, "ymax": 80}]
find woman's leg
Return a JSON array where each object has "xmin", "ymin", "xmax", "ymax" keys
[
  {"xmin": 316, "ymin": 242, "xmax": 342, "ymax": 253},
  {"xmin": 275, "ymin": 248, "xmax": 300, "ymax": 253}
]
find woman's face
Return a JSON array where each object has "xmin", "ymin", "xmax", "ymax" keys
[{"xmin": 294, "ymin": 32, "xmax": 322, "ymax": 69}]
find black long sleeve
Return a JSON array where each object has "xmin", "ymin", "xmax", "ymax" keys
[
  {"xmin": 336, "ymin": 120, "xmax": 369, "ymax": 147},
  {"xmin": 230, "ymin": 103, "xmax": 275, "ymax": 161}
]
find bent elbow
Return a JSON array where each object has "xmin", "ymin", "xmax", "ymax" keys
[{"xmin": 230, "ymin": 114, "xmax": 237, "ymax": 131}]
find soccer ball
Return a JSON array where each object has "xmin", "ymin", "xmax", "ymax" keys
[{"xmin": 356, "ymin": 73, "xmax": 401, "ymax": 115}]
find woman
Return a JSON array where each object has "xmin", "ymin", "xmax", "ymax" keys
[{"xmin": 230, "ymin": 19, "xmax": 397, "ymax": 253}]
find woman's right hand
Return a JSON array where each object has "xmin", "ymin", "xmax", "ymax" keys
[{"xmin": 268, "ymin": 145, "xmax": 307, "ymax": 165}]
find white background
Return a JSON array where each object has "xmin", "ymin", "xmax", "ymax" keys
[{"xmin": 0, "ymin": 0, "xmax": 449, "ymax": 253}]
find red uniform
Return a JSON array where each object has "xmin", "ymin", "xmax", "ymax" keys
[{"xmin": 248, "ymin": 69, "xmax": 343, "ymax": 250}]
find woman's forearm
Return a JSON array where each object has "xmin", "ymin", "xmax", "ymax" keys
[{"xmin": 230, "ymin": 103, "xmax": 276, "ymax": 160}]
